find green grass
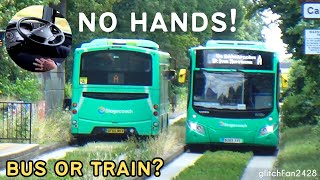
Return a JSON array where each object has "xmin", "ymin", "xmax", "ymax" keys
[
  {"xmin": 273, "ymin": 125, "xmax": 320, "ymax": 179},
  {"xmin": 174, "ymin": 151, "xmax": 253, "ymax": 180},
  {"xmin": 31, "ymin": 110, "xmax": 71, "ymax": 145},
  {"xmin": 1, "ymin": 116, "xmax": 186, "ymax": 179},
  {"xmin": 125, "ymin": 120, "xmax": 185, "ymax": 162},
  {"xmin": 44, "ymin": 142, "xmax": 135, "ymax": 180}
]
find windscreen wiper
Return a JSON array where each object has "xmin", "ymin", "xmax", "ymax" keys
[{"xmin": 235, "ymin": 68, "xmax": 245, "ymax": 73}]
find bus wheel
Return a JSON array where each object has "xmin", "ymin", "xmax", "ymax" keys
[
  {"xmin": 255, "ymin": 146, "xmax": 278, "ymax": 155},
  {"xmin": 265, "ymin": 146, "xmax": 278, "ymax": 155},
  {"xmin": 187, "ymin": 144, "xmax": 204, "ymax": 153},
  {"xmin": 71, "ymin": 136, "xmax": 87, "ymax": 146}
]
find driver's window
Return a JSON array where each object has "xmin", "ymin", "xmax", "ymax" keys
[
  {"xmin": 55, "ymin": 17, "xmax": 71, "ymax": 34},
  {"xmin": 10, "ymin": 5, "xmax": 43, "ymax": 22}
]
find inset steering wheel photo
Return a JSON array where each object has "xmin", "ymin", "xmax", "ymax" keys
[{"xmin": 5, "ymin": 5, "xmax": 72, "ymax": 72}]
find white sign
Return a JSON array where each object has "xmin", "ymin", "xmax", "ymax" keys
[
  {"xmin": 305, "ymin": 29, "xmax": 320, "ymax": 55},
  {"xmin": 303, "ymin": 3, "xmax": 320, "ymax": 19}
]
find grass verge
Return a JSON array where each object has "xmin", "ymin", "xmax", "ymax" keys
[
  {"xmin": 273, "ymin": 125, "xmax": 320, "ymax": 179},
  {"xmin": 1, "ymin": 117, "xmax": 186, "ymax": 179},
  {"xmin": 174, "ymin": 151, "xmax": 253, "ymax": 180},
  {"xmin": 31, "ymin": 110, "xmax": 71, "ymax": 145},
  {"xmin": 125, "ymin": 118, "xmax": 186, "ymax": 162}
]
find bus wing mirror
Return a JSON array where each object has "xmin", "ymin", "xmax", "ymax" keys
[
  {"xmin": 164, "ymin": 69, "xmax": 176, "ymax": 80},
  {"xmin": 178, "ymin": 69, "xmax": 187, "ymax": 83},
  {"xmin": 281, "ymin": 73, "xmax": 288, "ymax": 89}
]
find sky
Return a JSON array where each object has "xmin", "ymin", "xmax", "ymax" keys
[{"xmin": 260, "ymin": 8, "xmax": 292, "ymax": 62}]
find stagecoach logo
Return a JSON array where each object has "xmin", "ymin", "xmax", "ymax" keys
[
  {"xmin": 219, "ymin": 121, "xmax": 247, "ymax": 128},
  {"xmin": 98, "ymin": 106, "xmax": 133, "ymax": 114}
]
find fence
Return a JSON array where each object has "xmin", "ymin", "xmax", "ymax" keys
[{"xmin": 0, "ymin": 101, "xmax": 32, "ymax": 143}]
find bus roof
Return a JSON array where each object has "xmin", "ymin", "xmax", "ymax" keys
[
  {"xmin": 195, "ymin": 40, "xmax": 274, "ymax": 52},
  {"xmin": 80, "ymin": 39, "xmax": 160, "ymax": 50}
]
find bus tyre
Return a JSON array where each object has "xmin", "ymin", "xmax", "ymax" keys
[
  {"xmin": 265, "ymin": 146, "xmax": 278, "ymax": 155},
  {"xmin": 70, "ymin": 136, "xmax": 87, "ymax": 146},
  {"xmin": 77, "ymin": 137, "xmax": 88, "ymax": 146},
  {"xmin": 187, "ymin": 144, "xmax": 204, "ymax": 153},
  {"xmin": 256, "ymin": 146, "xmax": 278, "ymax": 155}
]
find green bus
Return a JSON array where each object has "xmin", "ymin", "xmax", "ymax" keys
[
  {"xmin": 70, "ymin": 39, "xmax": 175, "ymax": 141},
  {"xmin": 185, "ymin": 40, "xmax": 280, "ymax": 152}
]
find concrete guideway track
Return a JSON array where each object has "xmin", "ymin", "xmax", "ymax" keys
[
  {"xmin": 0, "ymin": 146, "xmax": 78, "ymax": 175},
  {"xmin": 147, "ymin": 153, "xmax": 203, "ymax": 180},
  {"xmin": 241, "ymin": 154, "xmax": 277, "ymax": 180}
]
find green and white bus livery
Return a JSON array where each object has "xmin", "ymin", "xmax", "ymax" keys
[
  {"xmin": 185, "ymin": 40, "xmax": 280, "ymax": 151},
  {"xmin": 71, "ymin": 39, "xmax": 175, "ymax": 139}
]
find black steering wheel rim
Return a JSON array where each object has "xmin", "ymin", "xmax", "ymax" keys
[{"xmin": 16, "ymin": 17, "xmax": 65, "ymax": 47}]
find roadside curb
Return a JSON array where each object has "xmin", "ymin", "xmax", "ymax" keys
[
  {"xmin": 127, "ymin": 145, "xmax": 186, "ymax": 180},
  {"xmin": 0, "ymin": 144, "xmax": 39, "ymax": 168},
  {"xmin": 0, "ymin": 142, "xmax": 68, "ymax": 169}
]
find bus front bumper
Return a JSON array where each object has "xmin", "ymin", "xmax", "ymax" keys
[{"xmin": 185, "ymin": 121, "xmax": 279, "ymax": 147}]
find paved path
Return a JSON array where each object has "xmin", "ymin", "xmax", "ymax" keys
[
  {"xmin": 147, "ymin": 153, "xmax": 203, "ymax": 180},
  {"xmin": 31, "ymin": 146, "xmax": 78, "ymax": 162},
  {"xmin": 0, "ymin": 143, "xmax": 38, "ymax": 159},
  {"xmin": 0, "ymin": 146, "xmax": 77, "ymax": 175},
  {"xmin": 241, "ymin": 155, "xmax": 277, "ymax": 180}
]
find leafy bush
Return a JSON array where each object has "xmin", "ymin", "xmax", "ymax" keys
[
  {"xmin": 281, "ymin": 60, "xmax": 319, "ymax": 127},
  {"xmin": 0, "ymin": 75, "xmax": 42, "ymax": 103},
  {"xmin": 0, "ymin": 48, "xmax": 42, "ymax": 102},
  {"xmin": 64, "ymin": 82, "xmax": 72, "ymax": 98}
]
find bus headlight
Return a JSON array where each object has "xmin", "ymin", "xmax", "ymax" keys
[
  {"xmin": 187, "ymin": 121, "xmax": 205, "ymax": 135},
  {"xmin": 260, "ymin": 125, "xmax": 275, "ymax": 136}
]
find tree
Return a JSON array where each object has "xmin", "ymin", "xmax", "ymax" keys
[{"xmin": 252, "ymin": 0, "xmax": 320, "ymax": 126}]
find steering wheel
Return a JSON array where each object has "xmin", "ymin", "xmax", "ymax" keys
[{"xmin": 16, "ymin": 17, "xmax": 65, "ymax": 47}]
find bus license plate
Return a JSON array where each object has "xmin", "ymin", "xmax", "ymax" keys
[
  {"xmin": 106, "ymin": 128, "xmax": 125, "ymax": 134},
  {"xmin": 222, "ymin": 138, "xmax": 243, "ymax": 144}
]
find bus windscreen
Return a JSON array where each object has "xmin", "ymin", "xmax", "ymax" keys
[
  {"xmin": 193, "ymin": 71, "xmax": 274, "ymax": 118},
  {"xmin": 196, "ymin": 49, "xmax": 274, "ymax": 70},
  {"xmin": 80, "ymin": 50, "xmax": 152, "ymax": 86}
]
